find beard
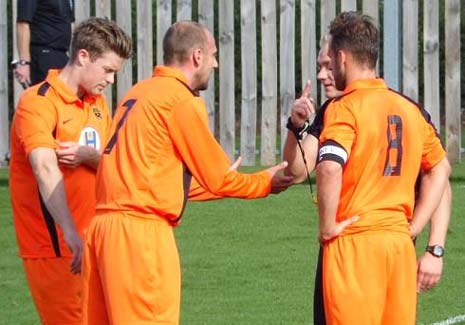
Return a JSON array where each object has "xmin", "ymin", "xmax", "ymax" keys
[
  {"xmin": 197, "ymin": 79, "xmax": 209, "ymax": 91},
  {"xmin": 332, "ymin": 59, "xmax": 347, "ymax": 91},
  {"xmin": 192, "ymin": 71, "xmax": 210, "ymax": 91}
]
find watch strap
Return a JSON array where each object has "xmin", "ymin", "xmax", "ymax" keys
[
  {"xmin": 286, "ymin": 116, "xmax": 310, "ymax": 140},
  {"xmin": 18, "ymin": 59, "xmax": 31, "ymax": 65}
]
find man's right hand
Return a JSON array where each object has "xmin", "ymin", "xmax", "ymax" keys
[
  {"xmin": 15, "ymin": 64, "xmax": 31, "ymax": 87},
  {"xmin": 266, "ymin": 161, "xmax": 294, "ymax": 193},
  {"xmin": 290, "ymin": 80, "xmax": 315, "ymax": 128}
]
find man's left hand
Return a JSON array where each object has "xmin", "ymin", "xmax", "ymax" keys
[
  {"xmin": 55, "ymin": 141, "xmax": 92, "ymax": 168},
  {"xmin": 417, "ymin": 252, "xmax": 443, "ymax": 293}
]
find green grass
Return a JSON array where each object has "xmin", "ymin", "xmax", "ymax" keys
[{"xmin": 0, "ymin": 163, "xmax": 464, "ymax": 324}]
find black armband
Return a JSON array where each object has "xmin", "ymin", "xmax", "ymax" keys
[{"xmin": 286, "ymin": 116, "xmax": 311, "ymax": 140}]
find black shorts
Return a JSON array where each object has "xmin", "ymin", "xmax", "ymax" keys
[
  {"xmin": 30, "ymin": 46, "xmax": 69, "ymax": 85},
  {"xmin": 314, "ymin": 246, "xmax": 326, "ymax": 325}
]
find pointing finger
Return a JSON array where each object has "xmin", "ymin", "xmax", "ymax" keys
[{"xmin": 301, "ymin": 80, "xmax": 312, "ymax": 99}]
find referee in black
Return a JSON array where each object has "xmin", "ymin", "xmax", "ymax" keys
[{"xmin": 15, "ymin": 0, "xmax": 74, "ymax": 87}]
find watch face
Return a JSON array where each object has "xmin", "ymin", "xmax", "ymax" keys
[
  {"xmin": 433, "ymin": 246, "xmax": 444, "ymax": 256},
  {"xmin": 428, "ymin": 245, "xmax": 444, "ymax": 257}
]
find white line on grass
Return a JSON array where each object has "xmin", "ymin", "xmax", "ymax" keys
[{"xmin": 428, "ymin": 314, "xmax": 465, "ymax": 325}]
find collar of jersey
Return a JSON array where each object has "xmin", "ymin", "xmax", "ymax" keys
[
  {"xmin": 46, "ymin": 69, "xmax": 97, "ymax": 106},
  {"xmin": 343, "ymin": 78, "xmax": 387, "ymax": 95},
  {"xmin": 153, "ymin": 65, "xmax": 191, "ymax": 88}
]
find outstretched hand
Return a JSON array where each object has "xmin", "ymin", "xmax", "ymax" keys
[
  {"xmin": 266, "ymin": 161, "xmax": 294, "ymax": 194},
  {"xmin": 290, "ymin": 80, "xmax": 315, "ymax": 128}
]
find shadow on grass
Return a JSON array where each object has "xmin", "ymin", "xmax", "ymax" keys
[{"xmin": 0, "ymin": 179, "xmax": 8, "ymax": 187}]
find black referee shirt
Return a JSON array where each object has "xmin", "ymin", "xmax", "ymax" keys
[{"xmin": 17, "ymin": 0, "xmax": 74, "ymax": 51}]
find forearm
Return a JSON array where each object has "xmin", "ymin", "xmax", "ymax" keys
[
  {"xmin": 17, "ymin": 22, "xmax": 31, "ymax": 61},
  {"xmin": 427, "ymin": 182, "xmax": 451, "ymax": 246},
  {"xmin": 283, "ymin": 132, "xmax": 317, "ymax": 183},
  {"xmin": 411, "ymin": 158, "xmax": 451, "ymax": 236},
  {"xmin": 30, "ymin": 149, "xmax": 77, "ymax": 233},
  {"xmin": 316, "ymin": 161, "xmax": 342, "ymax": 238}
]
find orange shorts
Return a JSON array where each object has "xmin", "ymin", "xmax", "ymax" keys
[
  {"xmin": 23, "ymin": 257, "xmax": 82, "ymax": 325},
  {"xmin": 82, "ymin": 212, "xmax": 181, "ymax": 325},
  {"xmin": 323, "ymin": 231, "xmax": 417, "ymax": 325}
]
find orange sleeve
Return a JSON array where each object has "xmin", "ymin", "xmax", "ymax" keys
[
  {"xmin": 14, "ymin": 93, "xmax": 58, "ymax": 156},
  {"xmin": 320, "ymin": 101, "xmax": 356, "ymax": 156},
  {"xmin": 420, "ymin": 118, "xmax": 446, "ymax": 171},
  {"xmin": 188, "ymin": 178, "xmax": 223, "ymax": 201},
  {"xmin": 168, "ymin": 97, "xmax": 271, "ymax": 199}
]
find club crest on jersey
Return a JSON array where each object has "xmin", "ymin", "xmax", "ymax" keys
[
  {"xmin": 79, "ymin": 127, "xmax": 101, "ymax": 150},
  {"xmin": 92, "ymin": 106, "xmax": 102, "ymax": 119}
]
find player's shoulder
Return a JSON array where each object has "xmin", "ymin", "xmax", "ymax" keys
[
  {"xmin": 386, "ymin": 88, "xmax": 432, "ymax": 122},
  {"xmin": 17, "ymin": 82, "xmax": 56, "ymax": 111}
]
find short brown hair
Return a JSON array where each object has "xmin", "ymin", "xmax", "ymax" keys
[
  {"xmin": 329, "ymin": 11, "xmax": 379, "ymax": 69},
  {"xmin": 70, "ymin": 17, "xmax": 132, "ymax": 62},
  {"xmin": 163, "ymin": 21, "xmax": 208, "ymax": 65}
]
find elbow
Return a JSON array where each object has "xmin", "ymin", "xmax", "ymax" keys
[
  {"xmin": 433, "ymin": 157, "xmax": 452, "ymax": 179},
  {"xmin": 443, "ymin": 159, "xmax": 452, "ymax": 178},
  {"xmin": 283, "ymin": 167, "xmax": 305, "ymax": 184},
  {"xmin": 316, "ymin": 160, "xmax": 342, "ymax": 178},
  {"xmin": 32, "ymin": 162, "xmax": 61, "ymax": 184}
]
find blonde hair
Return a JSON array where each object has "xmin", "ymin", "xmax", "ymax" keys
[{"xmin": 70, "ymin": 17, "xmax": 132, "ymax": 62}]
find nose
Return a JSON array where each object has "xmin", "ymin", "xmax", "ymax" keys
[
  {"xmin": 106, "ymin": 72, "xmax": 115, "ymax": 85},
  {"xmin": 317, "ymin": 68, "xmax": 326, "ymax": 82}
]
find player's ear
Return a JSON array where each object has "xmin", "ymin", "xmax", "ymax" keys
[
  {"xmin": 192, "ymin": 48, "xmax": 203, "ymax": 67},
  {"xmin": 76, "ymin": 49, "xmax": 91, "ymax": 66},
  {"xmin": 338, "ymin": 50, "xmax": 346, "ymax": 66}
]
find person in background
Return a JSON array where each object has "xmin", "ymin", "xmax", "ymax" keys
[{"xmin": 15, "ymin": 0, "xmax": 74, "ymax": 87}]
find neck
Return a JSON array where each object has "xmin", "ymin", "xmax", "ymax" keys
[
  {"xmin": 345, "ymin": 64, "xmax": 377, "ymax": 85},
  {"xmin": 167, "ymin": 63, "xmax": 196, "ymax": 90},
  {"xmin": 59, "ymin": 64, "xmax": 85, "ymax": 98}
]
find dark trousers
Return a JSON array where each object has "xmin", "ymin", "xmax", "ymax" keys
[
  {"xmin": 30, "ymin": 45, "xmax": 69, "ymax": 85},
  {"xmin": 313, "ymin": 246, "xmax": 326, "ymax": 325}
]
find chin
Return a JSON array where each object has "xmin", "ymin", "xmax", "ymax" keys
[
  {"xmin": 196, "ymin": 82, "xmax": 209, "ymax": 91},
  {"xmin": 92, "ymin": 87, "xmax": 104, "ymax": 95},
  {"xmin": 325, "ymin": 92, "xmax": 335, "ymax": 100}
]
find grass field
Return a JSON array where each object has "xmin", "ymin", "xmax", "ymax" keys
[{"xmin": 0, "ymin": 162, "xmax": 464, "ymax": 324}]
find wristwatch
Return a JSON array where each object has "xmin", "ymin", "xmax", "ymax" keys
[
  {"xmin": 286, "ymin": 116, "xmax": 310, "ymax": 140},
  {"xmin": 425, "ymin": 245, "xmax": 444, "ymax": 257},
  {"xmin": 18, "ymin": 59, "xmax": 31, "ymax": 65}
]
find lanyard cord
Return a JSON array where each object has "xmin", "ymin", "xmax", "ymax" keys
[{"xmin": 295, "ymin": 136, "xmax": 317, "ymax": 204}]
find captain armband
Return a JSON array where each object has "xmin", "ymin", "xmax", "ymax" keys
[{"xmin": 318, "ymin": 140, "xmax": 348, "ymax": 166}]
